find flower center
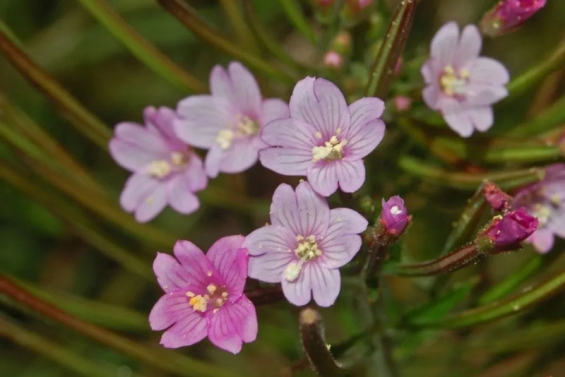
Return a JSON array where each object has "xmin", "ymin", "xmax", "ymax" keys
[
  {"xmin": 147, "ymin": 151, "xmax": 189, "ymax": 179},
  {"xmin": 215, "ymin": 114, "xmax": 259, "ymax": 150},
  {"xmin": 284, "ymin": 235, "xmax": 323, "ymax": 282},
  {"xmin": 186, "ymin": 284, "xmax": 229, "ymax": 314},
  {"xmin": 390, "ymin": 205, "xmax": 402, "ymax": 215},
  {"xmin": 312, "ymin": 135, "xmax": 348, "ymax": 162},
  {"xmin": 532, "ymin": 203, "xmax": 552, "ymax": 227},
  {"xmin": 440, "ymin": 65, "xmax": 469, "ymax": 97}
]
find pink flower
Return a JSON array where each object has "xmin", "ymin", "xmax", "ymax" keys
[
  {"xmin": 243, "ymin": 181, "xmax": 368, "ymax": 307},
  {"xmin": 149, "ymin": 236, "xmax": 257, "ymax": 354},
  {"xmin": 513, "ymin": 164, "xmax": 565, "ymax": 253},
  {"xmin": 481, "ymin": 0, "xmax": 546, "ymax": 37},
  {"xmin": 259, "ymin": 77, "xmax": 386, "ymax": 197},
  {"xmin": 483, "ymin": 207, "xmax": 538, "ymax": 253},
  {"xmin": 380, "ymin": 196, "xmax": 410, "ymax": 236},
  {"xmin": 393, "ymin": 95, "xmax": 412, "ymax": 112},
  {"xmin": 174, "ymin": 62, "xmax": 289, "ymax": 178},
  {"xmin": 421, "ymin": 22, "xmax": 510, "ymax": 137},
  {"xmin": 324, "ymin": 51, "xmax": 343, "ymax": 68},
  {"xmin": 109, "ymin": 106, "xmax": 207, "ymax": 222}
]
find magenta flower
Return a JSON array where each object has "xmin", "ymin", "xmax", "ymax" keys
[
  {"xmin": 484, "ymin": 207, "xmax": 538, "ymax": 253},
  {"xmin": 421, "ymin": 22, "xmax": 509, "ymax": 137},
  {"xmin": 513, "ymin": 164, "xmax": 565, "ymax": 253},
  {"xmin": 481, "ymin": 0, "xmax": 546, "ymax": 37},
  {"xmin": 149, "ymin": 236, "xmax": 257, "ymax": 354},
  {"xmin": 259, "ymin": 77, "xmax": 386, "ymax": 197},
  {"xmin": 380, "ymin": 196, "xmax": 410, "ymax": 236},
  {"xmin": 174, "ymin": 62, "xmax": 289, "ymax": 178},
  {"xmin": 243, "ymin": 181, "xmax": 368, "ymax": 307},
  {"xmin": 109, "ymin": 106, "xmax": 207, "ymax": 222}
]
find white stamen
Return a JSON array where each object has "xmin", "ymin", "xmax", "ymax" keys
[
  {"xmin": 284, "ymin": 261, "xmax": 303, "ymax": 282},
  {"xmin": 390, "ymin": 205, "xmax": 402, "ymax": 215}
]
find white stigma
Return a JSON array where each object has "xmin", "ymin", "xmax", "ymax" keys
[
  {"xmin": 216, "ymin": 129, "xmax": 234, "ymax": 150},
  {"xmin": 284, "ymin": 261, "xmax": 303, "ymax": 282},
  {"xmin": 216, "ymin": 114, "xmax": 258, "ymax": 150},
  {"xmin": 390, "ymin": 205, "xmax": 402, "ymax": 215},
  {"xmin": 533, "ymin": 204, "xmax": 552, "ymax": 227},
  {"xmin": 312, "ymin": 135, "xmax": 347, "ymax": 162}
]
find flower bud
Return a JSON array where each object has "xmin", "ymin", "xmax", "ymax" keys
[
  {"xmin": 483, "ymin": 181, "xmax": 511, "ymax": 211},
  {"xmin": 393, "ymin": 95, "xmax": 412, "ymax": 112},
  {"xmin": 323, "ymin": 51, "xmax": 343, "ymax": 69},
  {"xmin": 481, "ymin": 0, "xmax": 546, "ymax": 37},
  {"xmin": 380, "ymin": 196, "xmax": 410, "ymax": 236},
  {"xmin": 480, "ymin": 207, "xmax": 538, "ymax": 253}
]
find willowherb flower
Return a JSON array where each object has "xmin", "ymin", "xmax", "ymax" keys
[
  {"xmin": 149, "ymin": 236, "xmax": 257, "ymax": 354},
  {"xmin": 324, "ymin": 51, "xmax": 343, "ymax": 69},
  {"xmin": 513, "ymin": 163, "xmax": 565, "ymax": 253},
  {"xmin": 259, "ymin": 77, "xmax": 386, "ymax": 197},
  {"xmin": 243, "ymin": 181, "xmax": 368, "ymax": 307},
  {"xmin": 174, "ymin": 62, "xmax": 289, "ymax": 178},
  {"xmin": 380, "ymin": 196, "xmax": 410, "ymax": 236},
  {"xmin": 482, "ymin": 207, "xmax": 538, "ymax": 253},
  {"xmin": 421, "ymin": 22, "xmax": 510, "ymax": 138},
  {"xmin": 109, "ymin": 106, "xmax": 207, "ymax": 222},
  {"xmin": 481, "ymin": 0, "xmax": 546, "ymax": 37}
]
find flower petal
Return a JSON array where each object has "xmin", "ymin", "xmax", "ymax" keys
[
  {"xmin": 423, "ymin": 84, "xmax": 441, "ymax": 110},
  {"xmin": 309, "ymin": 263, "xmax": 341, "ymax": 307},
  {"xmin": 153, "ymin": 252, "xmax": 191, "ymax": 291},
  {"xmin": 259, "ymin": 147, "xmax": 312, "ymax": 176},
  {"xmin": 348, "ymin": 97, "xmax": 385, "ymax": 128},
  {"xmin": 345, "ymin": 119, "xmax": 385, "ymax": 159},
  {"xmin": 172, "ymin": 240, "xmax": 216, "ymax": 289},
  {"xmin": 528, "ymin": 227, "xmax": 554, "ymax": 254},
  {"xmin": 228, "ymin": 62, "xmax": 263, "ymax": 118},
  {"xmin": 441, "ymin": 98, "xmax": 474, "ymax": 138},
  {"xmin": 289, "ymin": 77, "xmax": 349, "ymax": 139},
  {"xmin": 261, "ymin": 98, "xmax": 290, "ymax": 126},
  {"xmin": 281, "ymin": 263, "xmax": 311, "ymax": 306},
  {"xmin": 109, "ymin": 122, "xmax": 169, "ymax": 171},
  {"xmin": 295, "ymin": 180, "xmax": 331, "ymax": 236},
  {"xmin": 144, "ymin": 106, "xmax": 182, "ymax": 146},
  {"xmin": 318, "ymin": 208, "xmax": 367, "ymax": 268},
  {"xmin": 335, "ymin": 160, "xmax": 365, "ymax": 193},
  {"xmin": 307, "ymin": 162, "xmax": 339, "ymax": 197},
  {"xmin": 205, "ymin": 138, "xmax": 259, "ymax": 178},
  {"xmin": 134, "ymin": 183, "xmax": 168, "ymax": 222},
  {"xmin": 184, "ymin": 151, "xmax": 208, "ymax": 192},
  {"xmin": 204, "ymin": 144, "xmax": 224, "ymax": 178},
  {"xmin": 206, "ymin": 235, "xmax": 247, "ymax": 298},
  {"xmin": 455, "ymin": 24, "xmax": 482, "ymax": 67},
  {"xmin": 149, "ymin": 291, "xmax": 191, "ymax": 330},
  {"xmin": 167, "ymin": 175, "xmax": 200, "ymax": 214},
  {"xmin": 465, "ymin": 83, "xmax": 508, "ymax": 106},
  {"xmin": 469, "ymin": 57, "xmax": 510, "ymax": 86},
  {"xmin": 469, "ymin": 106, "xmax": 493, "ymax": 132},
  {"xmin": 159, "ymin": 310, "xmax": 207, "ymax": 349},
  {"xmin": 261, "ymin": 118, "xmax": 317, "ymax": 150},
  {"xmin": 120, "ymin": 173, "xmax": 160, "ymax": 212},
  {"xmin": 431, "ymin": 22, "xmax": 459, "ymax": 66},
  {"xmin": 208, "ymin": 296, "xmax": 258, "ymax": 354}
]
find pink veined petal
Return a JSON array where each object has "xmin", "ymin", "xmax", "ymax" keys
[
  {"xmin": 259, "ymin": 147, "xmax": 312, "ymax": 176},
  {"xmin": 349, "ymin": 97, "xmax": 385, "ymax": 128},
  {"xmin": 454, "ymin": 24, "xmax": 482, "ymax": 68},
  {"xmin": 281, "ymin": 263, "xmax": 312, "ymax": 306},
  {"xmin": 307, "ymin": 162, "xmax": 339, "ymax": 197},
  {"xmin": 204, "ymin": 144, "xmax": 224, "ymax": 178},
  {"xmin": 422, "ymin": 84, "xmax": 441, "ymax": 110},
  {"xmin": 245, "ymin": 226, "xmax": 297, "ymax": 283},
  {"xmin": 144, "ymin": 106, "xmax": 181, "ymax": 145},
  {"xmin": 261, "ymin": 118, "xmax": 318, "ymax": 150},
  {"xmin": 206, "ymin": 235, "xmax": 247, "ymax": 298},
  {"xmin": 173, "ymin": 240, "xmax": 217, "ymax": 289},
  {"xmin": 208, "ymin": 296, "xmax": 258, "ymax": 354},
  {"xmin": 295, "ymin": 181, "xmax": 331, "ymax": 237},
  {"xmin": 227, "ymin": 62, "xmax": 263, "ymax": 118},
  {"xmin": 469, "ymin": 106, "xmax": 494, "ymax": 132},
  {"xmin": 134, "ymin": 183, "xmax": 168, "ymax": 222},
  {"xmin": 260, "ymin": 98, "xmax": 290, "ymax": 126},
  {"xmin": 167, "ymin": 175, "xmax": 200, "ymax": 215},
  {"xmin": 109, "ymin": 123, "xmax": 170, "ymax": 171},
  {"xmin": 528, "ymin": 227, "xmax": 554, "ymax": 254},
  {"xmin": 465, "ymin": 83, "xmax": 508, "ymax": 106},
  {"xmin": 183, "ymin": 151, "xmax": 208, "ymax": 192},
  {"xmin": 269, "ymin": 184, "xmax": 302, "ymax": 235},
  {"xmin": 309, "ymin": 263, "xmax": 341, "ymax": 307},
  {"xmin": 468, "ymin": 57, "xmax": 510, "ymax": 86},
  {"xmin": 345, "ymin": 119, "xmax": 385, "ymax": 159},
  {"xmin": 421, "ymin": 58, "xmax": 442, "ymax": 85},
  {"xmin": 335, "ymin": 159, "xmax": 365, "ymax": 193},
  {"xmin": 216, "ymin": 137, "xmax": 259, "ymax": 175},
  {"xmin": 431, "ymin": 22, "xmax": 460, "ymax": 66},
  {"xmin": 120, "ymin": 173, "xmax": 160, "ymax": 212},
  {"xmin": 109, "ymin": 138, "xmax": 156, "ymax": 172},
  {"xmin": 441, "ymin": 98, "xmax": 475, "ymax": 138},
  {"xmin": 175, "ymin": 95, "xmax": 234, "ymax": 149},
  {"xmin": 289, "ymin": 77, "xmax": 349, "ymax": 139},
  {"xmin": 149, "ymin": 291, "xmax": 192, "ymax": 330},
  {"xmin": 153, "ymin": 252, "xmax": 193, "ymax": 292},
  {"xmin": 210, "ymin": 64, "xmax": 233, "ymax": 100},
  {"xmin": 159, "ymin": 310, "xmax": 208, "ymax": 349}
]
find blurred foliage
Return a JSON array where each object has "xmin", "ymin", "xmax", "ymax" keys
[{"xmin": 0, "ymin": 0, "xmax": 564, "ymax": 376}]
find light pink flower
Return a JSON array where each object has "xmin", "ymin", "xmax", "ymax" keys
[
  {"xmin": 421, "ymin": 22, "xmax": 510, "ymax": 137},
  {"xmin": 513, "ymin": 164, "xmax": 565, "ymax": 253},
  {"xmin": 324, "ymin": 51, "xmax": 343, "ymax": 68},
  {"xmin": 109, "ymin": 106, "xmax": 207, "ymax": 222},
  {"xmin": 174, "ymin": 62, "xmax": 289, "ymax": 178},
  {"xmin": 259, "ymin": 77, "xmax": 386, "ymax": 197},
  {"xmin": 243, "ymin": 181, "xmax": 368, "ymax": 307},
  {"xmin": 481, "ymin": 0, "xmax": 546, "ymax": 37},
  {"xmin": 149, "ymin": 236, "xmax": 257, "ymax": 354}
]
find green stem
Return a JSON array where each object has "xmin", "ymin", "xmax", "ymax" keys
[
  {"xmin": 0, "ymin": 275, "xmax": 245, "ymax": 377},
  {"xmin": 0, "ymin": 24, "xmax": 110, "ymax": 149},
  {"xmin": 399, "ymin": 156, "xmax": 544, "ymax": 190},
  {"xmin": 157, "ymin": 0, "xmax": 295, "ymax": 83},
  {"xmin": 219, "ymin": 0, "xmax": 260, "ymax": 54},
  {"xmin": 365, "ymin": 0, "xmax": 418, "ymax": 98},
  {"xmin": 406, "ymin": 269, "xmax": 565, "ymax": 328},
  {"xmin": 77, "ymin": 0, "xmax": 206, "ymax": 92},
  {"xmin": 510, "ymin": 95, "xmax": 565, "ymax": 136},
  {"xmin": 508, "ymin": 38, "xmax": 565, "ymax": 97},
  {"xmin": 0, "ymin": 316, "xmax": 121, "ymax": 377},
  {"xmin": 278, "ymin": 0, "xmax": 318, "ymax": 45}
]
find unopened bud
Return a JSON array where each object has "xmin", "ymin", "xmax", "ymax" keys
[
  {"xmin": 393, "ymin": 95, "xmax": 412, "ymax": 112},
  {"xmin": 481, "ymin": 0, "xmax": 546, "ymax": 37},
  {"xmin": 479, "ymin": 207, "xmax": 538, "ymax": 253},
  {"xmin": 483, "ymin": 181, "xmax": 512, "ymax": 211},
  {"xmin": 323, "ymin": 51, "xmax": 343, "ymax": 69},
  {"xmin": 380, "ymin": 196, "xmax": 410, "ymax": 236}
]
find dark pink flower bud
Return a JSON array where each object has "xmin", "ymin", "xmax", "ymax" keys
[
  {"xmin": 380, "ymin": 196, "xmax": 410, "ymax": 236},
  {"xmin": 483, "ymin": 182, "xmax": 511, "ymax": 211},
  {"xmin": 481, "ymin": 0, "xmax": 546, "ymax": 37},
  {"xmin": 485, "ymin": 207, "xmax": 538, "ymax": 252}
]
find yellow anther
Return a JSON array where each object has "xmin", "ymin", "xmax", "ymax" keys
[
  {"xmin": 189, "ymin": 295, "xmax": 207, "ymax": 312},
  {"xmin": 216, "ymin": 129, "xmax": 234, "ymax": 150},
  {"xmin": 148, "ymin": 160, "xmax": 172, "ymax": 178},
  {"xmin": 207, "ymin": 284, "xmax": 217, "ymax": 295},
  {"xmin": 186, "ymin": 291, "xmax": 195, "ymax": 298}
]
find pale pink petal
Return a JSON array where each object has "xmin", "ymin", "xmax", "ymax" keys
[
  {"xmin": 548, "ymin": 211, "xmax": 565, "ymax": 238},
  {"xmin": 134, "ymin": 183, "xmax": 168, "ymax": 222},
  {"xmin": 289, "ymin": 77, "xmax": 349, "ymax": 139},
  {"xmin": 167, "ymin": 175, "xmax": 200, "ymax": 214},
  {"xmin": 149, "ymin": 291, "xmax": 191, "ymax": 330},
  {"xmin": 528, "ymin": 227, "xmax": 554, "ymax": 254},
  {"xmin": 216, "ymin": 137, "xmax": 259, "ymax": 174},
  {"xmin": 183, "ymin": 152, "xmax": 208, "ymax": 192},
  {"xmin": 468, "ymin": 57, "xmax": 510, "ymax": 86},
  {"xmin": 245, "ymin": 226, "xmax": 296, "ymax": 283},
  {"xmin": 309, "ymin": 263, "xmax": 341, "ymax": 307},
  {"xmin": 144, "ymin": 106, "xmax": 181, "ymax": 145},
  {"xmin": 441, "ymin": 98, "xmax": 474, "ymax": 137},
  {"xmin": 421, "ymin": 59, "xmax": 441, "ymax": 84},
  {"xmin": 295, "ymin": 181, "xmax": 331, "ymax": 236},
  {"xmin": 259, "ymin": 147, "xmax": 312, "ymax": 176},
  {"xmin": 455, "ymin": 25, "xmax": 482, "ymax": 67},
  {"xmin": 109, "ymin": 123, "xmax": 169, "ymax": 171},
  {"xmin": 206, "ymin": 235, "xmax": 247, "ymax": 298},
  {"xmin": 172, "ymin": 240, "xmax": 216, "ymax": 289},
  {"xmin": 335, "ymin": 160, "xmax": 365, "ymax": 193},
  {"xmin": 281, "ymin": 264, "xmax": 311, "ymax": 306},
  {"xmin": 159, "ymin": 311, "xmax": 207, "ymax": 348},
  {"xmin": 348, "ymin": 97, "xmax": 385, "ymax": 127},
  {"xmin": 269, "ymin": 183, "xmax": 302, "ymax": 234},
  {"xmin": 210, "ymin": 65, "xmax": 232, "ymax": 100},
  {"xmin": 345, "ymin": 119, "xmax": 385, "ymax": 159},
  {"xmin": 204, "ymin": 144, "xmax": 224, "ymax": 178},
  {"xmin": 261, "ymin": 118, "xmax": 317, "ymax": 150},
  {"xmin": 469, "ymin": 106, "xmax": 493, "ymax": 132},
  {"xmin": 227, "ymin": 62, "xmax": 263, "ymax": 118},
  {"xmin": 422, "ymin": 84, "xmax": 441, "ymax": 110},
  {"xmin": 153, "ymin": 252, "xmax": 192, "ymax": 291},
  {"xmin": 231, "ymin": 296, "xmax": 258, "ymax": 343},
  {"xmin": 261, "ymin": 98, "xmax": 290, "ymax": 126},
  {"xmin": 119, "ymin": 173, "xmax": 159, "ymax": 212},
  {"xmin": 175, "ymin": 95, "xmax": 234, "ymax": 149},
  {"xmin": 208, "ymin": 296, "xmax": 258, "ymax": 354},
  {"xmin": 307, "ymin": 163, "xmax": 339, "ymax": 197},
  {"xmin": 431, "ymin": 22, "xmax": 459, "ymax": 66},
  {"xmin": 465, "ymin": 84, "xmax": 508, "ymax": 106}
]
